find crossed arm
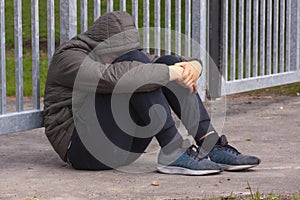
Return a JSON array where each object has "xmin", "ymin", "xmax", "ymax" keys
[
  {"xmin": 169, "ymin": 60, "xmax": 203, "ymax": 93},
  {"xmin": 51, "ymin": 49, "xmax": 202, "ymax": 94}
]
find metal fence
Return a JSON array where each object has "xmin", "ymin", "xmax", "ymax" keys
[
  {"xmin": 0, "ymin": 0, "xmax": 207, "ymax": 134},
  {"xmin": 220, "ymin": 0, "xmax": 300, "ymax": 95},
  {"xmin": 0, "ymin": 0, "xmax": 44, "ymax": 134},
  {"xmin": 0, "ymin": 0, "xmax": 299, "ymax": 134}
]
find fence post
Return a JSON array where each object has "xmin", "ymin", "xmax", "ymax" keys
[
  {"xmin": 107, "ymin": 0, "xmax": 113, "ymax": 12},
  {"xmin": 175, "ymin": 0, "xmax": 181, "ymax": 55},
  {"xmin": 94, "ymin": 0, "xmax": 101, "ymax": 21},
  {"xmin": 298, "ymin": 0, "xmax": 300, "ymax": 70},
  {"xmin": 60, "ymin": 0, "xmax": 77, "ymax": 44},
  {"xmin": 165, "ymin": 0, "xmax": 171, "ymax": 55},
  {"xmin": 143, "ymin": 0, "xmax": 150, "ymax": 52},
  {"xmin": 207, "ymin": 0, "xmax": 222, "ymax": 99},
  {"xmin": 290, "ymin": 1, "xmax": 300, "ymax": 71},
  {"xmin": 120, "ymin": 0, "xmax": 126, "ymax": 11},
  {"xmin": 154, "ymin": 0, "xmax": 161, "ymax": 56},
  {"xmin": 192, "ymin": 0, "xmax": 207, "ymax": 100},
  {"xmin": 47, "ymin": 0, "xmax": 55, "ymax": 66},
  {"xmin": 15, "ymin": 0, "xmax": 24, "ymax": 112},
  {"xmin": 290, "ymin": 0, "xmax": 300, "ymax": 71},
  {"xmin": 32, "ymin": 0, "xmax": 40, "ymax": 110},
  {"xmin": 132, "ymin": 0, "xmax": 138, "ymax": 28},
  {"xmin": 80, "ymin": 0, "xmax": 88, "ymax": 33},
  {"xmin": 0, "ymin": 0, "xmax": 6, "ymax": 114}
]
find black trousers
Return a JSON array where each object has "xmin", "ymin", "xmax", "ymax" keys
[{"xmin": 67, "ymin": 50, "xmax": 214, "ymax": 170}]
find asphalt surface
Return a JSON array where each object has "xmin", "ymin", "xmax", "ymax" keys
[{"xmin": 0, "ymin": 93, "xmax": 299, "ymax": 200}]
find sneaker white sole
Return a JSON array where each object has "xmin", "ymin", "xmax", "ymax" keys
[
  {"xmin": 157, "ymin": 165, "xmax": 221, "ymax": 176},
  {"xmin": 220, "ymin": 164, "xmax": 259, "ymax": 171}
]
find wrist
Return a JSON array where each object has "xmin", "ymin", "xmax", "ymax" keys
[
  {"xmin": 189, "ymin": 60, "xmax": 203, "ymax": 77},
  {"xmin": 168, "ymin": 65, "xmax": 183, "ymax": 81}
]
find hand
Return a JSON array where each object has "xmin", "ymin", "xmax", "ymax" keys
[
  {"xmin": 175, "ymin": 62, "xmax": 201, "ymax": 83},
  {"xmin": 175, "ymin": 62, "xmax": 201, "ymax": 93},
  {"xmin": 168, "ymin": 65, "xmax": 194, "ymax": 93}
]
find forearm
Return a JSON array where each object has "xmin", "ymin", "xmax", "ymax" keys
[
  {"xmin": 168, "ymin": 65, "xmax": 184, "ymax": 81},
  {"xmin": 97, "ymin": 62, "xmax": 170, "ymax": 93}
]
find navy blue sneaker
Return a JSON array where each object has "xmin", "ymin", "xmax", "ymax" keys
[
  {"xmin": 157, "ymin": 144, "xmax": 222, "ymax": 175},
  {"xmin": 208, "ymin": 135, "xmax": 261, "ymax": 171}
]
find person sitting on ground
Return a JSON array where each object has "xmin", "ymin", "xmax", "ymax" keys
[{"xmin": 44, "ymin": 11, "xmax": 260, "ymax": 175}]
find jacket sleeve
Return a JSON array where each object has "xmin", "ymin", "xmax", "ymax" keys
[
  {"xmin": 49, "ymin": 49, "xmax": 170, "ymax": 94},
  {"xmin": 144, "ymin": 51, "xmax": 203, "ymax": 76}
]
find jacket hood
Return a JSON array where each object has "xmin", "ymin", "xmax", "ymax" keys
[{"xmin": 84, "ymin": 11, "xmax": 141, "ymax": 56}]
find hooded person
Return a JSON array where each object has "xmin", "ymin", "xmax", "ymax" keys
[
  {"xmin": 44, "ymin": 11, "xmax": 260, "ymax": 174},
  {"xmin": 44, "ymin": 11, "xmax": 172, "ymax": 163}
]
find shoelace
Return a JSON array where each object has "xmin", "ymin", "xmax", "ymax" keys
[
  {"xmin": 217, "ymin": 135, "xmax": 240, "ymax": 156},
  {"xmin": 185, "ymin": 145, "xmax": 207, "ymax": 161}
]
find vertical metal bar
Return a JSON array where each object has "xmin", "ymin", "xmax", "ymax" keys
[
  {"xmin": 185, "ymin": 0, "xmax": 191, "ymax": 57},
  {"xmin": 245, "ymin": 0, "xmax": 251, "ymax": 78},
  {"xmin": 222, "ymin": 0, "xmax": 229, "ymax": 81},
  {"xmin": 80, "ymin": 0, "xmax": 88, "ymax": 33},
  {"xmin": 107, "ymin": 0, "xmax": 113, "ymax": 12},
  {"xmin": 14, "ymin": 0, "xmax": 23, "ymax": 112},
  {"xmin": 260, "ymin": 0, "xmax": 266, "ymax": 76},
  {"xmin": 143, "ymin": 0, "xmax": 150, "ymax": 52},
  {"xmin": 296, "ymin": 1, "xmax": 300, "ymax": 72},
  {"xmin": 252, "ymin": 0, "xmax": 259, "ymax": 77},
  {"xmin": 266, "ymin": 0, "xmax": 272, "ymax": 75},
  {"xmin": 290, "ymin": 1, "xmax": 299, "ymax": 71},
  {"xmin": 47, "ymin": 0, "xmax": 55, "ymax": 66},
  {"xmin": 199, "ymin": 0, "xmax": 207, "ymax": 69},
  {"xmin": 286, "ymin": 0, "xmax": 291, "ymax": 72},
  {"xmin": 230, "ymin": 0, "xmax": 236, "ymax": 80},
  {"xmin": 192, "ymin": 0, "xmax": 207, "ymax": 99},
  {"xmin": 94, "ymin": 0, "xmax": 101, "ymax": 21},
  {"xmin": 208, "ymin": 0, "xmax": 221, "ymax": 98},
  {"xmin": 273, "ymin": 0, "xmax": 279, "ymax": 74},
  {"xmin": 165, "ymin": 0, "xmax": 171, "ymax": 55},
  {"xmin": 192, "ymin": 0, "xmax": 208, "ymax": 100},
  {"xmin": 279, "ymin": 0, "xmax": 285, "ymax": 73},
  {"xmin": 120, "ymin": 0, "xmax": 126, "ymax": 11},
  {"xmin": 0, "ymin": 0, "xmax": 6, "ymax": 114},
  {"xmin": 60, "ymin": 0, "xmax": 77, "ymax": 44},
  {"xmin": 32, "ymin": 0, "xmax": 40, "ymax": 110},
  {"xmin": 154, "ymin": 0, "xmax": 161, "ymax": 56},
  {"xmin": 238, "ymin": 0, "xmax": 244, "ymax": 79},
  {"xmin": 175, "ymin": 0, "xmax": 181, "ymax": 55},
  {"xmin": 132, "ymin": 0, "xmax": 138, "ymax": 27}
]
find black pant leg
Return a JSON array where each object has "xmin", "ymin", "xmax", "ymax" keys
[
  {"xmin": 67, "ymin": 89, "xmax": 182, "ymax": 170},
  {"xmin": 67, "ymin": 128, "xmax": 112, "ymax": 170},
  {"xmin": 154, "ymin": 55, "xmax": 216, "ymax": 142},
  {"xmin": 112, "ymin": 50, "xmax": 183, "ymax": 149},
  {"xmin": 67, "ymin": 51, "xmax": 184, "ymax": 170}
]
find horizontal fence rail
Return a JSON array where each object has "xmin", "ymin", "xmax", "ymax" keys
[
  {"xmin": 221, "ymin": 0, "xmax": 300, "ymax": 95},
  {"xmin": 0, "ymin": 0, "xmax": 208, "ymax": 134}
]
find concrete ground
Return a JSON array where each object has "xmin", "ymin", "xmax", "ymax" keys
[{"xmin": 0, "ymin": 93, "xmax": 299, "ymax": 200}]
